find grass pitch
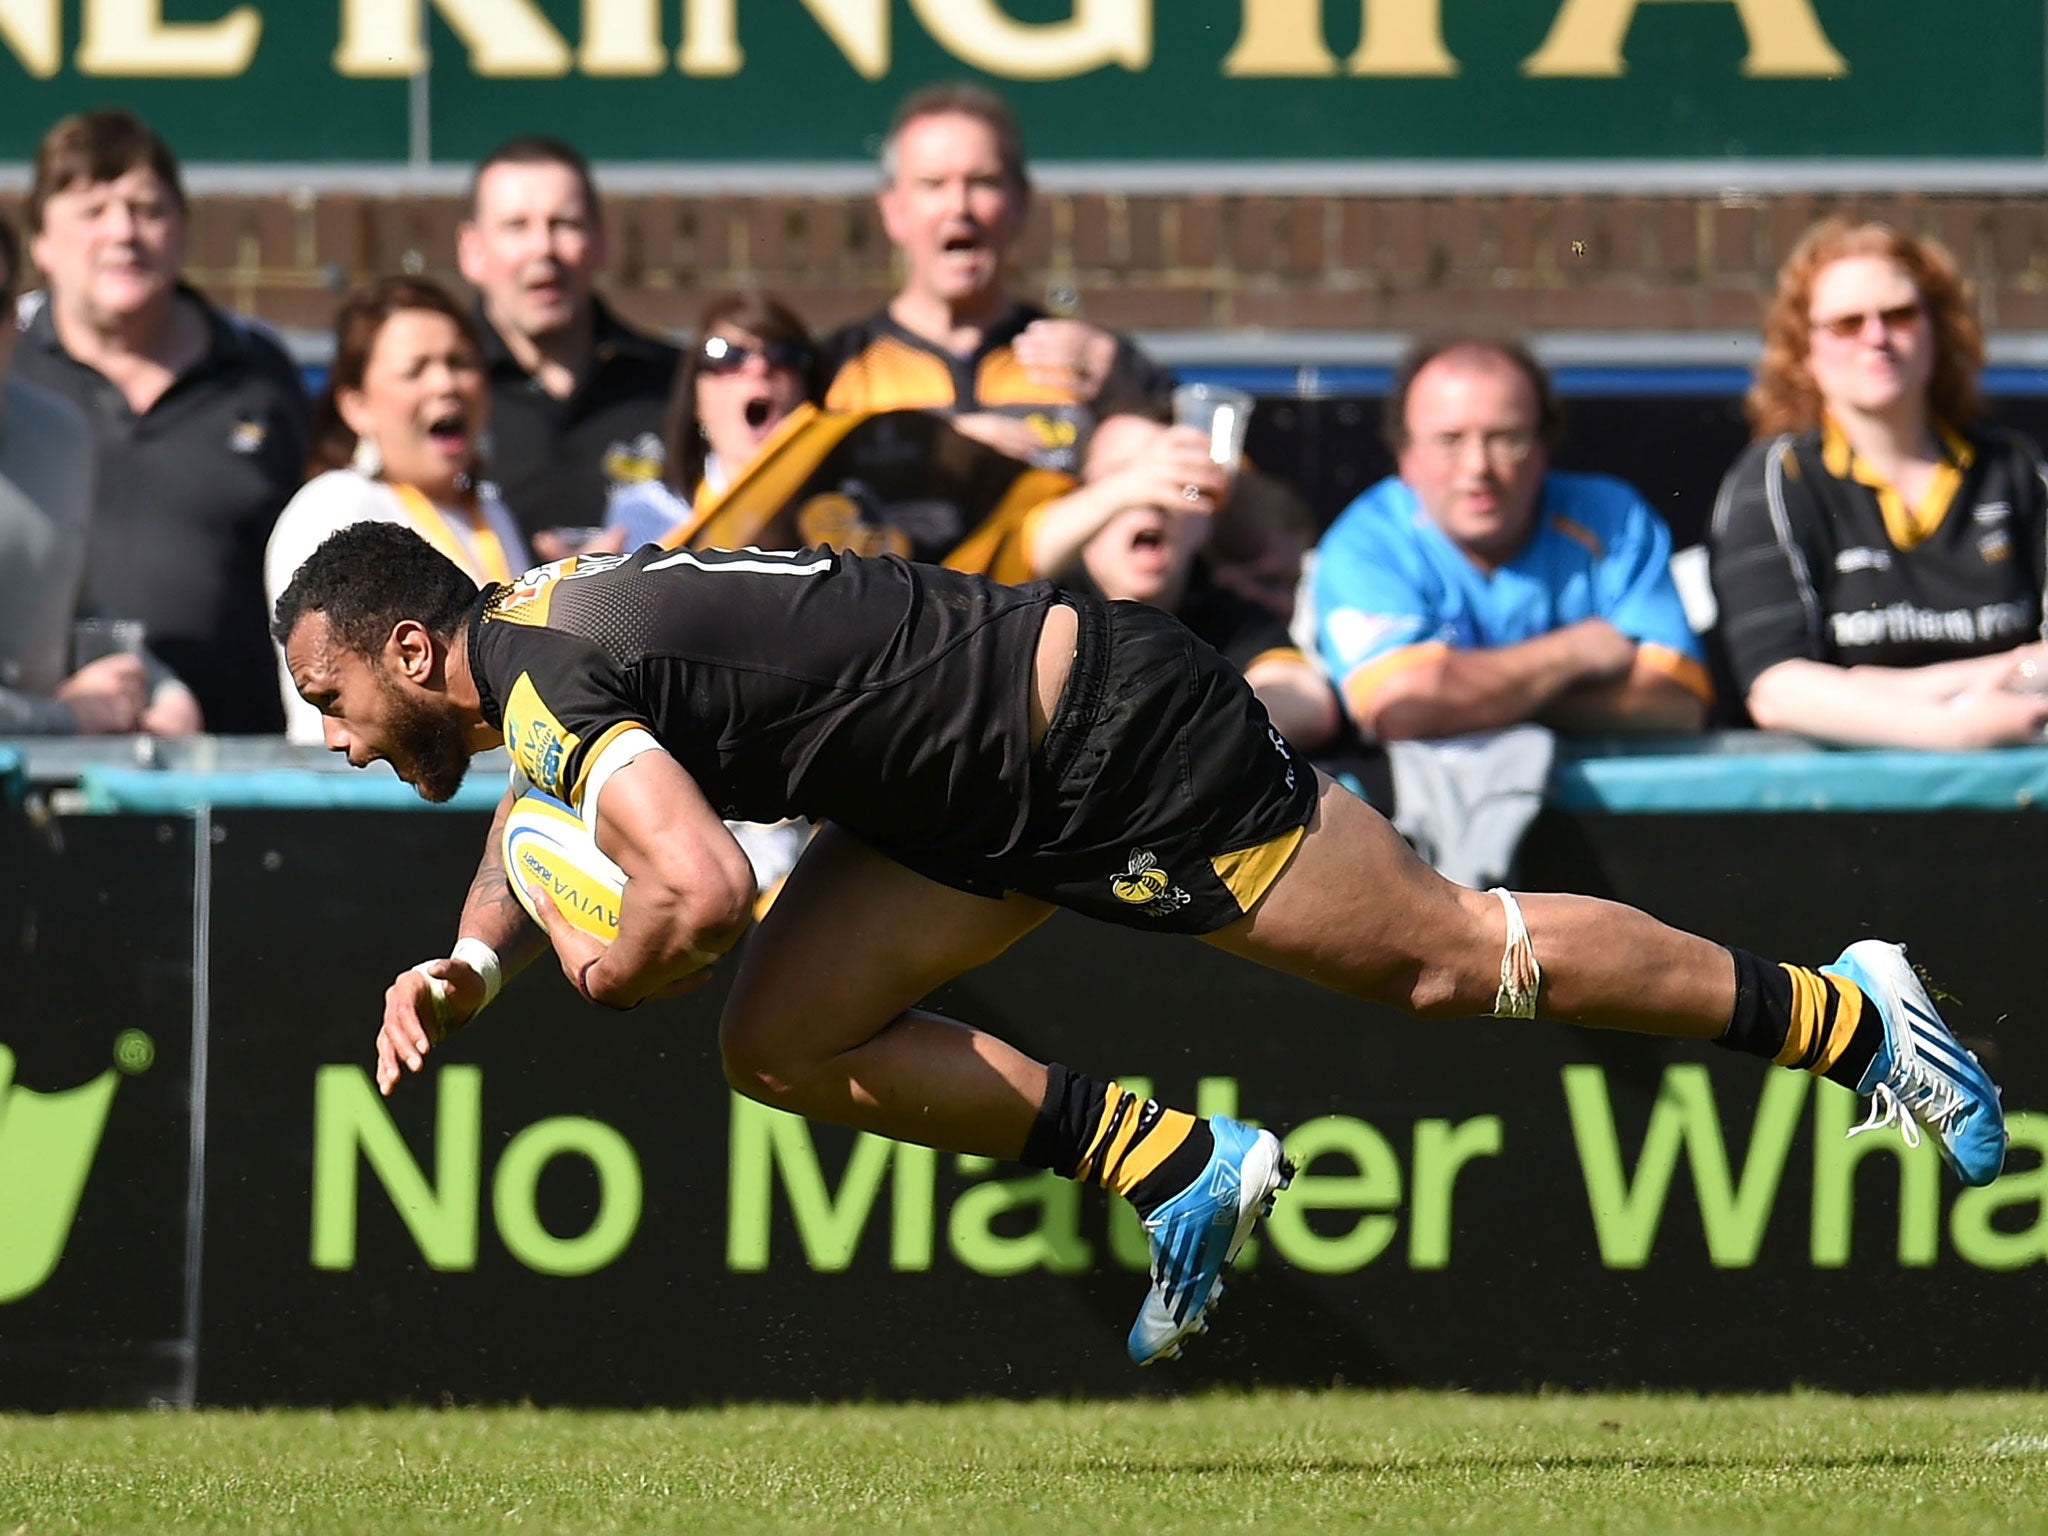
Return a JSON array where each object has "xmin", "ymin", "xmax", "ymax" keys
[{"xmin": 4, "ymin": 1391, "xmax": 2045, "ymax": 1535}]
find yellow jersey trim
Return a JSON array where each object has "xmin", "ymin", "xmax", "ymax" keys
[
  {"xmin": 389, "ymin": 483, "xmax": 516, "ymax": 584},
  {"xmin": 1550, "ymin": 513, "xmax": 1605, "ymax": 558},
  {"xmin": 825, "ymin": 335, "xmax": 957, "ymax": 413},
  {"xmin": 666, "ymin": 403, "xmax": 845, "ymax": 549},
  {"xmin": 1340, "ymin": 640, "xmax": 1448, "ymax": 721},
  {"xmin": 943, "ymin": 466, "xmax": 1075, "ymax": 582},
  {"xmin": 1637, "ymin": 642, "xmax": 1715, "ymax": 704},
  {"xmin": 1242, "ymin": 646, "xmax": 1311, "ymax": 674},
  {"xmin": 1819, "ymin": 415, "xmax": 1974, "ymax": 552}
]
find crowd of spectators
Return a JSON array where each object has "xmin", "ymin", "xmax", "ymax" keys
[{"xmin": 6, "ymin": 86, "xmax": 2047, "ymax": 859}]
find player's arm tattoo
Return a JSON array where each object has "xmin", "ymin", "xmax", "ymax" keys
[{"xmin": 456, "ymin": 797, "xmax": 550, "ymax": 972}]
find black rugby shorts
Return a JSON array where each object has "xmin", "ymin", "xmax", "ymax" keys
[{"xmin": 895, "ymin": 595, "xmax": 1318, "ymax": 934}]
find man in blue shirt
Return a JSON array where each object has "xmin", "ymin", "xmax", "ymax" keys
[{"xmin": 1308, "ymin": 337, "xmax": 1710, "ymax": 741}]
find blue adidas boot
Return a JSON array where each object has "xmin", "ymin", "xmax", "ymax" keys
[
  {"xmin": 1825, "ymin": 940, "xmax": 2006, "ymax": 1187},
  {"xmin": 1127, "ymin": 1116, "xmax": 1293, "ymax": 1366}
]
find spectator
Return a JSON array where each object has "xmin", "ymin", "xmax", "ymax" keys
[
  {"xmin": 601, "ymin": 290, "xmax": 829, "ymax": 917},
  {"xmin": 1306, "ymin": 336, "xmax": 1711, "ymax": 742},
  {"xmin": 14, "ymin": 108, "xmax": 305, "ymax": 735},
  {"xmin": 1208, "ymin": 468, "xmax": 1319, "ymax": 624},
  {"xmin": 458, "ymin": 134, "xmax": 680, "ymax": 556},
  {"xmin": 265, "ymin": 277, "xmax": 529, "ymax": 744},
  {"xmin": 819, "ymin": 81, "xmax": 1172, "ymax": 474},
  {"xmin": 605, "ymin": 290, "xmax": 817, "ymax": 549},
  {"xmin": 671, "ymin": 397, "xmax": 1224, "ymax": 584},
  {"xmin": 1062, "ymin": 416, "xmax": 1339, "ymax": 751},
  {"xmin": 0, "ymin": 209, "xmax": 196, "ymax": 735},
  {"xmin": 1709, "ymin": 218, "xmax": 2048, "ymax": 747},
  {"xmin": 627, "ymin": 298, "xmax": 1222, "ymax": 580}
]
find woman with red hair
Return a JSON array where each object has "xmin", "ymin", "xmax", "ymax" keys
[{"xmin": 1708, "ymin": 218, "xmax": 2048, "ymax": 747}]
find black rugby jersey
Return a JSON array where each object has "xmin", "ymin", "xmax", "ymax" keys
[
  {"xmin": 478, "ymin": 299, "xmax": 681, "ymax": 541},
  {"xmin": 1709, "ymin": 422, "xmax": 2048, "ymax": 691},
  {"xmin": 818, "ymin": 303, "xmax": 1172, "ymax": 475},
  {"xmin": 468, "ymin": 545, "xmax": 1057, "ymax": 856}
]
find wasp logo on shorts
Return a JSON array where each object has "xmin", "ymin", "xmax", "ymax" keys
[
  {"xmin": 503, "ymin": 673, "xmax": 581, "ymax": 798},
  {"xmin": 1110, "ymin": 848, "xmax": 1192, "ymax": 918}
]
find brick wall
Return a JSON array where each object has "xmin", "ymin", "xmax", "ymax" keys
[{"xmin": 8, "ymin": 188, "xmax": 2048, "ymax": 339}]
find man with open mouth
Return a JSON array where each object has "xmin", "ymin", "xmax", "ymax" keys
[
  {"xmin": 817, "ymin": 82, "xmax": 1174, "ymax": 477},
  {"xmin": 459, "ymin": 135, "xmax": 679, "ymax": 559}
]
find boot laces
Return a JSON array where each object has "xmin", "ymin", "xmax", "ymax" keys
[{"xmin": 1849, "ymin": 1060, "xmax": 1968, "ymax": 1151}]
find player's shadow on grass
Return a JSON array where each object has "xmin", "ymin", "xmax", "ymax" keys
[{"xmin": 1063, "ymin": 1264, "xmax": 1404, "ymax": 1392}]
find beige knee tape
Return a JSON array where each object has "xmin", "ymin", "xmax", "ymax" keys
[{"xmin": 1489, "ymin": 887, "xmax": 1542, "ymax": 1019}]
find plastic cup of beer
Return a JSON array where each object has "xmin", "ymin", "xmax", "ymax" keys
[
  {"xmin": 72, "ymin": 617, "xmax": 146, "ymax": 670},
  {"xmin": 1172, "ymin": 383, "xmax": 1254, "ymax": 468}
]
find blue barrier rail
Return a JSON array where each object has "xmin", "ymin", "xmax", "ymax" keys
[{"xmin": 48, "ymin": 736, "xmax": 2048, "ymax": 817}]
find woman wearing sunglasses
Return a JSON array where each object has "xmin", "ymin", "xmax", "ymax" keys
[
  {"xmin": 1709, "ymin": 218, "xmax": 2048, "ymax": 747},
  {"xmin": 604, "ymin": 291, "xmax": 817, "ymax": 549}
]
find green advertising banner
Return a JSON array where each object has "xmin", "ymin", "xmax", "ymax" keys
[{"xmin": 0, "ymin": 0, "xmax": 2040, "ymax": 168}]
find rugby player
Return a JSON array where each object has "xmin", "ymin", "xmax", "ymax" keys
[{"xmin": 276, "ymin": 525, "xmax": 2008, "ymax": 1366}]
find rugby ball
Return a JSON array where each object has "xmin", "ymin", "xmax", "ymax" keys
[{"xmin": 502, "ymin": 790, "xmax": 626, "ymax": 944}]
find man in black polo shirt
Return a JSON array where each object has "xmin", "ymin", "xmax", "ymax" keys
[
  {"xmin": 14, "ymin": 109, "xmax": 306, "ymax": 735},
  {"xmin": 458, "ymin": 136, "xmax": 680, "ymax": 556},
  {"xmin": 820, "ymin": 82, "xmax": 1171, "ymax": 475}
]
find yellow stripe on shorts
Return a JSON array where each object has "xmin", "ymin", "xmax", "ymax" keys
[{"xmin": 1211, "ymin": 824, "xmax": 1306, "ymax": 916}]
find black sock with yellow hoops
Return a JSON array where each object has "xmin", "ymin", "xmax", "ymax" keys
[
  {"xmin": 1020, "ymin": 1064, "xmax": 1215, "ymax": 1217},
  {"xmin": 1719, "ymin": 947, "xmax": 1885, "ymax": 1090}
]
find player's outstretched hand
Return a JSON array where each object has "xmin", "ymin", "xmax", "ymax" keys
[{"xmin": 374, "ymin": 958, "xmax": 486, "ymax": 1097}]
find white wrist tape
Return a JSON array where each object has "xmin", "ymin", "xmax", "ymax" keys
[
  {"xmin": 450, "ymin": 936, "xmax": 503, "ymax": 1008},
  {"xmin": 409, "ymin": 961, "xmax": 456, "ymax": 1026},
  {"xmin": 1488, "ymin": 887, "xmax": 1543, "ymax": 1019}
]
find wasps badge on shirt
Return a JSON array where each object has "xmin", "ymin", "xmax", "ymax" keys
[
  {"xmin": 227, "ymin": 415, "xmax": 268, "ymax": 455},
  {"xmin": 602, "ymin": 432, "xmax": 665, "ymax": 488},
  {"xmin": 1110, "ymin": 848, "xmax": 1191, "ymax": 918}
]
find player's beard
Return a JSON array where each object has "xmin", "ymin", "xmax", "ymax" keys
[{"xmin": 378, "ymin": 674, "xmax": 472, "ymax": 803}]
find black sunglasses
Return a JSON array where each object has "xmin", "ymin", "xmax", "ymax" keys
[
  {"xmin": 1810, "ymin": 302, "xmax": 1923, "ymax": 341},
  {"xmin": 699, "ymin": 335, "xmax": 811, "ymax": 374}
]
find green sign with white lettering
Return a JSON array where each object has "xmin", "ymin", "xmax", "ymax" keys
[{"xmin": 0, "ymin": 1, "xmax": 2040, "ymax": 168}]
